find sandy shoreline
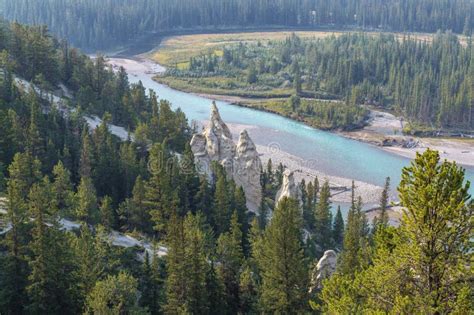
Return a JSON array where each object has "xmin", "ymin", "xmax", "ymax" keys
[
  {"xmin": 222, "ymin": 122, "xmax": 384, "ymax": 204},
  {"xmin": 341, "ymin": 110, "xmax": 474, "ymax": 167}
]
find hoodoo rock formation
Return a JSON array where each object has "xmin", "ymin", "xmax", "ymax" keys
[
  {"xmin": 190, "ymin": 102, "xmax": 262, "ymax": 212},
  {"xmin": 275, "ymin": 169, "xmax": 300, "ymax": 205},
  {"xmin": 309, "ymin": 250, "xmax": 337, "ymax": 292}
]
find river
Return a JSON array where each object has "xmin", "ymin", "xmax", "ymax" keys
[{"xmin": 108, "ymin": 57, "xmax": 474, "ymax": 212}]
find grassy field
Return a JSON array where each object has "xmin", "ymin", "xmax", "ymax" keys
[
  {"xmin": 150, "ymin": 31, "xmax": 347, "ymax": 66},
  {"xmin": 154, "ymin": 76, "xmax": 294, "ymax": 98},
  {"xmin": 149, "ymin": 30, "xmax": 462, "ymax": 67}
]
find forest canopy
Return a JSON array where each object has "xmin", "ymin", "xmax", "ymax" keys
[{"xmin": 1, "ymin": 0, "xmax": 473, "ymax": 50}]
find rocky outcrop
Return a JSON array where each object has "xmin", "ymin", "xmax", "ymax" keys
[
  {"xmin": 309, "ymin": 250, "xmax": 337, "ymax": 292},
  {"xmin": 275, "ymin": 169, "xmax": 300, "ymax": 205},
  {"xmin": 234, "ymin": 130, "xmax": 263, "ymax": 212},
  {"xmin": 190, "ymin": 102, "xmax": 262, "ymax": 213}
]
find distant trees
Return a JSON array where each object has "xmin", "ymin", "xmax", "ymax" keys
[
  {"xmin": 179, "ymin": 32, "xmax": 474, "ymax": 131},
  {"xmin": 3, "ymin": 0, "xmax": 473, "ymax": 50}
]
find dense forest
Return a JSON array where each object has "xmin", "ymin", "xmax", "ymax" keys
[
  {"xmin": 0, "ymin": 22, "xmax": 473, "ymax": 314},
  {"xmin": 1, "ymin": 0, "xmax": 473, "ymax": 50},
  {"xmin": 163, "ymin": 33, "xmax": 474, "ymax": 131}
]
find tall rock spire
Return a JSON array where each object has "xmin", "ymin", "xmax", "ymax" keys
[
  {"xmin": 190, "ymin": 102, "xmax": 262, "ymax": 213},
  {"xmin": 234, "ymin": 130, "xmax": 263, "ymax": 212}
]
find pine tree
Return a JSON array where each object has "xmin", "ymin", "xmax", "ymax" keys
[
  {"xmin": 27, "ymin": 178, "xmax": 79, "ymax": 314},
  {"xmin": 206, "ymin": 262, "xmax": 227, "ymax": 314},
  {"xmin": 293, "ymin": 60, "xmax": 302, "ymax": 95},
  {"xmin": 79, "ymin": 129, "xmax": 93, "ymax": 179},
  {"xmin": 0, "ymin": 153, "xmax": 42, "ymax": 313},
  {"xmin": 164, "ymin": 211, "xmax": 187, "ymax": 313},
  {"xmin": 233, "ymin": 186, "xmax": 249, "ymax": 248},
  {"xmin": 195, "ymin": 177, "xmax": 212, "ymax": 220},
  {"xmin": 165, "ymin": 212, "xmax": 209, "ymax": 314},
  {"xmin": 140, "ymin": 251, "xmax": 162, "ymax": 315},
  {"xmin": 332, "ymin": 206, "xmax": 344, "ymax": 251},
  {"xmin": 338, "ymin": 183, "xmax": 369, "ymax": 276},
  {"xmin": 217, "ymin": 211, "xmax": 245, "ymax": 313},
  {"xmin": 374, "ymin": 177, "xmax": 390, "ymax": 230},
  {"xmin": 85, "ymin": 272, "xmax": 146, "ymax": 314},
  {"xmin": 129, "ymin": 175, "xmax": 149, "ymax": 233},
  {"xmin": 313, "ymin": 180, "xmax": 333, "ymax": 258},
  {"xmin": 75, "ymin": 176, "xmax": 98, "ymax": 224},
  {"xmin": 52, "ymin": 161, "xmax": 74, "ymax": 216},
  {"xmin": 73, "ymin": 225, "xmax": 116, "ymax": 309},
  {"xmin": 146, "ymin": 142, "xmax": 176, "ymax": 238},
  {"xmin": 183, "ymin": 213, "xmax": 209, "ymax": 314},
  {"xmin": 26, "ymin": 94, "xmax": 45, "ymax": 160},
  {"xmin": 99, "ymin": 196, "xmax": 114, "ymax": 230},
  {"xmin": 239, "ymin": 264, "xmax": 258, "ymax": 314},
  {"xmin": 254, "ymin": 197, "xmax": 309, "ymax": 313},
  {"xmin": 395, "ymin": 149, "xmax": 473, "ymax": 312},
  {"xmin": 320, "ymin": 150, "xmax": 473, "ymax": 313},
  {"xmin": 212, "ymin": 168, "xmax": 231, "ymax": 235}
]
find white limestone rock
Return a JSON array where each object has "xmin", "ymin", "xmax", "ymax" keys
[
  {"xmin": 190, "ymin": 102, "xmax": 262, "ymax": 213},
  {"xmin": 309, "ymin": 250, "xmax": 337, "ymax": 292},
  {"xmin": 234, "ymin": 130, "xmax": 263, "ymax": 212},
  {"xmin": 275, "ymin": 169, "xmax": 300, "ymax": 205}
]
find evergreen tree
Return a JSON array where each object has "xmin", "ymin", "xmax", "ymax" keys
[
  {"xmin": 73, "ymin": 225, "xmax": 116, "ymax": 309},
  {"xmin": 217, "ymin": 211, "xmax": 245, "ymax": 313},
  {"xmin": 395, "ymin": 150, "xmax": 473, "ymax": 313},
  {"xmin": 27, "ymin": 178, "xmax": 79, "ymax": 314},
  {"xmin": 75, "ymin": 177, "xmax": 98, "ymax": 224},
  {"xmin": 26, "ymin": 94, "xmax": 45, "ymax": 160},
  {"xmin": 337, "ymin": 182, "xmax": 369, "ymax": 276},
  {"xmin": 165, "ymin": 212, "xmax": 209, "ymax": 314},
  {"xmin": 146, "ymin": 143, "xmax": 176, "ymax": 238},
  {"xmin": 129, "ymin": 175, "xmax": 149, "ymax": 233},
  {"xmin": 79, "ymin": 130, "xmax": 93, "ymax": 179},
  {"xmin": 332, "ymin": 206, "xmax": 344, "ymax": 251},
  {"xmin": 212, "ymin": 167, "xmax": 231, "ymax": 235},
  {"xmin": 85, "ymin": 272, "xmax": 146, "ymax": 314},
  {"xmin": 374, "ymin": 177, "xmax": 390, "ymax": 230},
  {"xmin": 313, "ymin": 180, "xmax": 333, "ymax": 258},
  {"xmin": 183, "ymin": 213, "xmax": 209, "ymax": 314},
  {"xmin": 320, "ymin": 150, "xmax": 473, "ymax": 314},
  {"xmin": 140, "ymin": 251, "xmax": 162, "ymax": 315},
  {"xmin": 254, "ymin": 197, "xmax": 309, "ymax": 313},
  {"xmin": 195, "ymin": 177, "xmax": 212, "ymax": 220},
  {"xmin": 52, "ymin": 161, "xmax": 74, "ymax": 216},
  {"xmin": 206, "ymin": 262, "xmax": 227, "ymax": 314},
  {"xmin": 239, "ymin": 264, "xmax": 258, "ymax": 314},
  {"xmin": 233, "ymin": 186, "xmax": 249, "ymax": 249},
  {"xmin": 0, "ymin": 153, "xmax": 42, "ymax": 313},
  {"xmin": 99, "ymin": 196, "xmax": 114, "ymax": 230}
]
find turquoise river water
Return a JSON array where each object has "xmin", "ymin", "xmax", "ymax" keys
[{"xmin": 122, "ymin": 58, "xmax": 474, "ymax": 204}]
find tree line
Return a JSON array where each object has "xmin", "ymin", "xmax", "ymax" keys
[
  {"xmin": 0, "ymin": 22, "xmax": 472, "ymax": 314},
  {"xmin": 180, "ymin": 32, "xmax": 474, "ymax": 131},
  {"xmin": 1, "ymin": 0, "xmax": 473, "ymax": 50}
]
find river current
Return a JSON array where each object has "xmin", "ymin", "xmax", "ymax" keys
[{"xmin": 115, "ymin": 57, "xmax": 474, "ymax": 207}]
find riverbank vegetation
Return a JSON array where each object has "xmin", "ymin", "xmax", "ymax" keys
[
  {"xmin": 0, "ymin": 21, "xmax": 473, "ymax": 314},
  {"xmin": 156, "ymin": 32, "xmax": 474, "ymax": 132},
  {"xmin": 2, "ymin": 0, "xmax": 473, "ymax": 50}
]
